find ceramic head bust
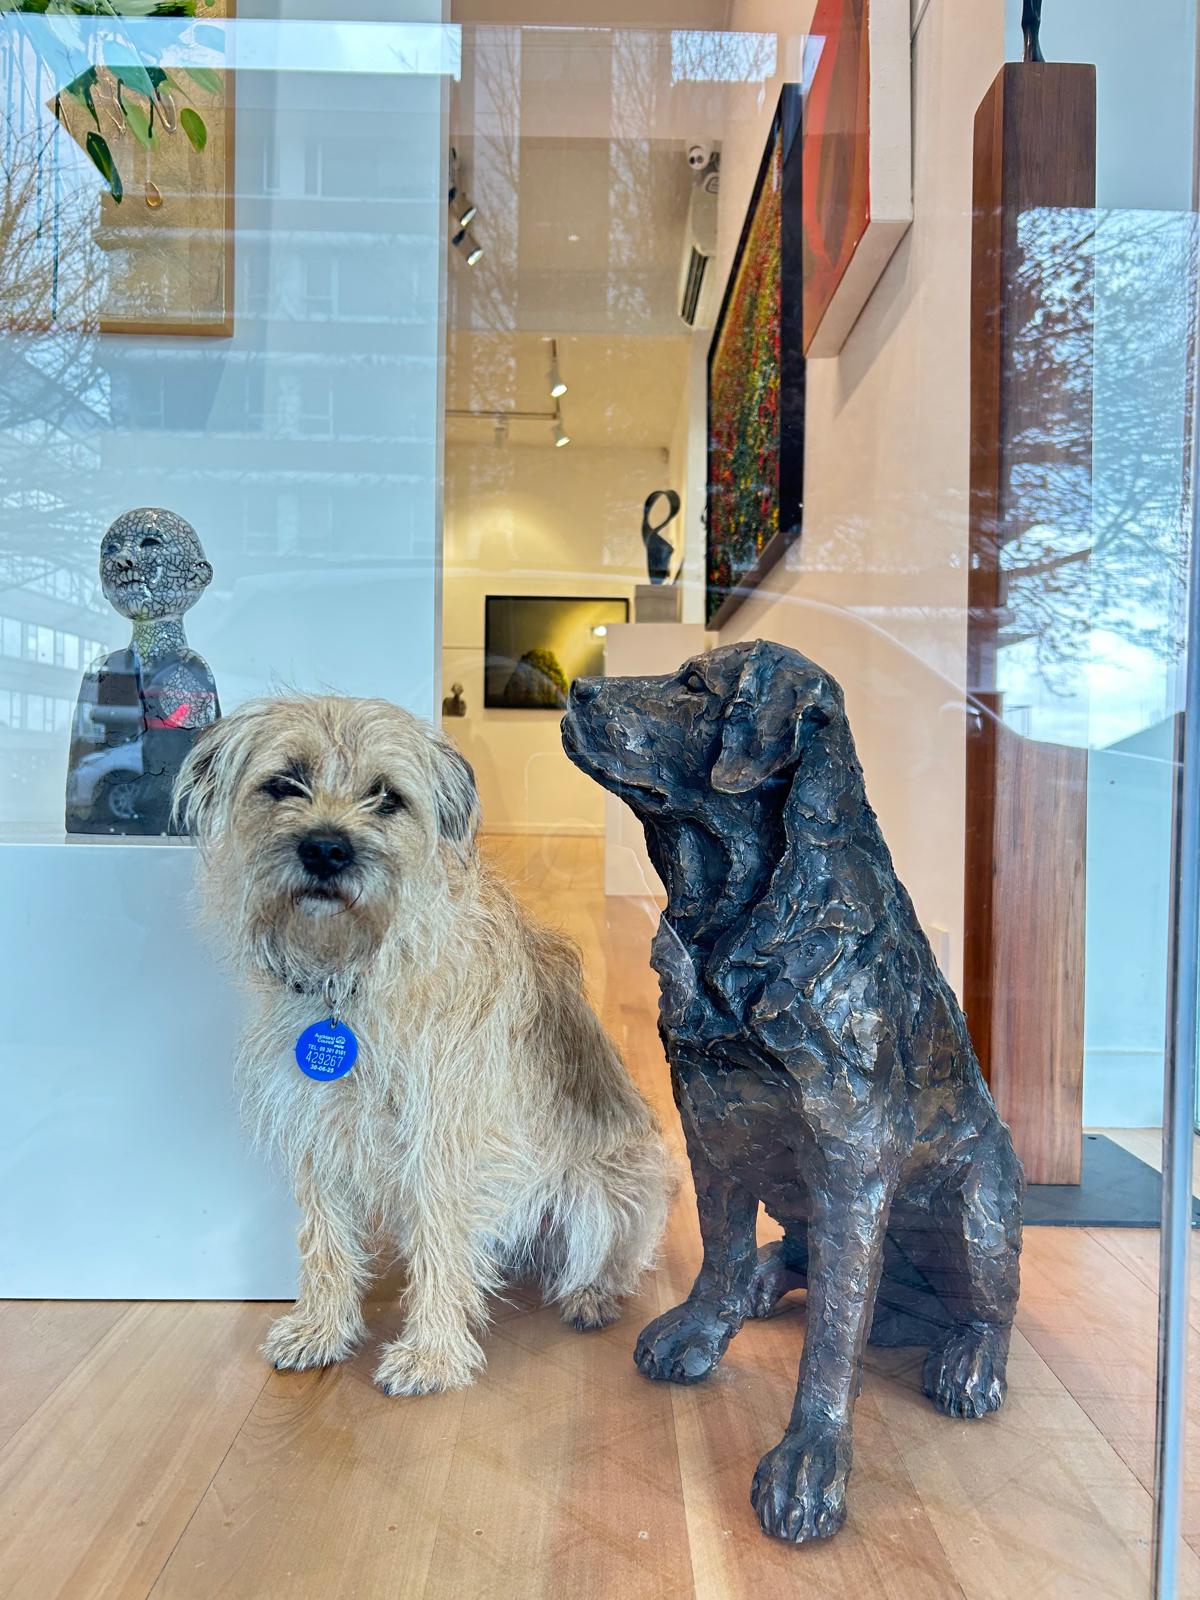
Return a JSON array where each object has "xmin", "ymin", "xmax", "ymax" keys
[
  {"xmin": 66, "ymin": 507, "xmax": 221, "ymax": 836},
  {"xmin": 100, "ymin": 506, "xmax": 214, "ymax": 625}
]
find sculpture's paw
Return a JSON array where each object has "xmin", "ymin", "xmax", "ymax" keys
[
  {"xmin": 924, "ymin": 1323, "xmax": 1008, "ymax": 1419},
  {"xmin": 750, "ymin": 1422, "xmax": 852, "ymax": 1544},
  {"xmin": 373, "ymin": 1335, "xmax": 483, "ymax": 1397},
  {"xmin": 560, "ymin": 1285, "xmax": 622, "ymax": 1331},
  {"xmin": 262, "ymin": 1309, "xmax": 361, "ymax": 1372},
  {"xmin": 747, "ymin": 1241, "xmax": 804, "ymax": 1320},
  {"xmin": 634, "ymin": 1299, "xmax": 737, "ymax": 1385}
]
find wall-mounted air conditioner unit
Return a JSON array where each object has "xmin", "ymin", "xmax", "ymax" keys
[{"xmin": 678, "ymin": 160, "xmax": 719, "ymax": 330}]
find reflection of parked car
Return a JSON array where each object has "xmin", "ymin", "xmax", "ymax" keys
[{"xmin": 64, "ymin": 742, "xmax": 143, "ymax": 825}]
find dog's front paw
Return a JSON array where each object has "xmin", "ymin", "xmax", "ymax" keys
[
  {"xmin": 373, "ymin": 1336, "xmax": 483, "ymax": 1397},
  {"xmin": 560, "ymin": 1285, "xmax": 622, "ymax": 1331},
  {"xmin": 634, "ymin": 1299, "xmax": 737, "ymax": 1384},
  {"xmin": 750, "ymin": 1421, "xmax": 852, "ymax": 1543},
  {"xmin": 924, "ymin": 1323, "xmax": 1009, "ymax": 1419},
  {"xmin": 262, "ymin": 1308, "xmax": 362, "ymax": 1372}
]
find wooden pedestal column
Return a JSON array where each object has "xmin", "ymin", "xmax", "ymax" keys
[{"xmin": 964, "ymin": 62, "xmax": 1096, "ymax": 1186}]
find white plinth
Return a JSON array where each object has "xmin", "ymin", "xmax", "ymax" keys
[
  {"xmin": 602, "ymin": 623, "xmax": 713, "ymax": 898},
  {"xmin": 1, "ymin": 841, "xmax": 298, "ymax": 1299}
]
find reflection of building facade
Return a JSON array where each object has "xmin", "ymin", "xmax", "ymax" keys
[{"xmin": 0, "ymin": 61, "xmax": 443, "ymax": 830}]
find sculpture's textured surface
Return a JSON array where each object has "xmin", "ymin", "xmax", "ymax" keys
[
  {"xmin": 66, "ymin": 507, "xmax": 220, "ymax": 834},
  {"xmin": 562, "ymin": 640, "xmax": 1023, "ymax": 1544}
]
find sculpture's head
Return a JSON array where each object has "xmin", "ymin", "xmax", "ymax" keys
[
  {"xmin": 561, "ymin": 639, "xmax": 848, "ymax": 825},
  {"xmin": 100, "ymin": 507, "xmax": 213, "ymax": 623}
]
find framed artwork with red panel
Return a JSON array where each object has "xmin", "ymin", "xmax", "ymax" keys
[
  {"xmin": 803, "ymin": 0, "xmax": 912, "ymax": 357},
  {"xmin": 706, "ymin": 84, "xmax": 804, "ymax": 629}
]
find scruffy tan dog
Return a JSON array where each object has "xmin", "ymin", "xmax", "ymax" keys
[{"xmin": 175, "ymin": 695, "xmax": 673, "ymax": 1396}]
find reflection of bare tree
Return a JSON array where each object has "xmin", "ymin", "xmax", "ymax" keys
[
  {"xmin": 669, "ymin": 28, "xmax": 777, "ymax": 87},
  {"xmin": 608, "ymin": 31, "xmax": 661, "ymax": 329},
  {"xmin": 0, "ymin": 105, "xmax": 107, "ymax": 601},
  {"xmin": 995, "ymin": 209, "xmax": 1196, "ymax": 693},
  {"xmin": 775, "ymin": 209, "xmax": 1195, "ymax": 703}
]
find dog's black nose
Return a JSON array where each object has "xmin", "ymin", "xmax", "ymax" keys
[
  {"xmin": 571, "ymin": 677, "xmax": 602, "ymax": 706},
  {"xmin": 297, "ymin": 831, "xmax": 356, "ymax": 880}
]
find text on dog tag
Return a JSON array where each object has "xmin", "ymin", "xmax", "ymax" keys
[{"xmin": 295, "ymin": 1019, "xmax": 358, "ymax": 1082}]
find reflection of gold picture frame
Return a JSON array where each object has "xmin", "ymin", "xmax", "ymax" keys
[{"xmin": 53, "ymin": 0, "xmax": 234, "ymax": 337}]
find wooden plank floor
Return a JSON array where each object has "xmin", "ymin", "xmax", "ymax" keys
[{"xmin": 2, "ymin": 834, "xmax": 1198, "ymax": 1599}]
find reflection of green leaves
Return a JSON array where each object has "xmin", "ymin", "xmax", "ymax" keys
[
  {"xmin": 62, "ymin": 64, "xmax": 100, "ymax": 126},
  {"xmin": 183, "ymin": 66, "xmax": 221, "ymax": 97},
  {"xmin": 85, "ymin": 129, "xmax": 122, "ymax": 201},
  {"xmin": 125, "ymin": 99, "xmax": 152, "ymax": 146},
  {"xmin": 27, "ymin": 0, "xmax": 220, "ymax": 207},
  {"xmin": 179, "ymin": 106, "xmax": 206, "ymax": 150},
  {"xmin": 106, "ymin": 58, "xmax": 157, "ymax": 102}
]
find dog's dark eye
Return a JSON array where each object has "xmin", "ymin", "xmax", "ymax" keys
[
  {"xmin": 261, "ymin": 774, "xmax": 307, "ymax": 801},
  {"xmin": 684, "ymin": 672, "xmax": 707, "ymax": 694},
  {"xmin": 374, "ymin": 787, "xmax": 406, "ymax": 817}
]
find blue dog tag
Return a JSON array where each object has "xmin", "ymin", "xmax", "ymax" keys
[{"xmin": 295, "ymin": 1019, "xmax": 358, "ymax": 1082}]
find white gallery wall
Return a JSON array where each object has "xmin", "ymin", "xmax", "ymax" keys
[
  {"xmin": 442, "ymin": 439, "xmax": 673, "ymax": 834},
  {"xmin": 0, "ymin": 2, "xmax": 449, "ymax": 1295},
  {"xmin": 715, "ymin": 0, "xmax": 1003, "ymax": 998}
]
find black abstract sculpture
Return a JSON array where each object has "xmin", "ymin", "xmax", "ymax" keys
[
  {"xmin": 642, "ymin": 489, "xmax": 681, "ymax": 584},
  {"xmin": 562, "ymin": 640, "xmax": 1023, "ymax": 1544},
  {"xmin": 1022, "ymin": 0, "xmax": 1045, "ymax": 62},
  {"xmin": 66, "ymin": 507, "xmax": 220, "ymax": 835}
]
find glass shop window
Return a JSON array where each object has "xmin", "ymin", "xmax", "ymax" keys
[{"xmin": 0, "ymin": 4, "xmax": 1197, "ymax": 1598}]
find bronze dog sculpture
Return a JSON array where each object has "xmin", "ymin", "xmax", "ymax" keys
[{"xmin": 561, "ymin": 640, "xmax": 1023, "ymax": 1544}]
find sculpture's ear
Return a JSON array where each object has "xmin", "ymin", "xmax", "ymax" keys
[
  {"xmin": 173, "ymin": 704, "xmax": 263, "ymax": 847},
  {"xmin": 427, "ymin": 731, "xmax": 479, "ymax": 859},
  {"xmin": 710, "ymin": 641, "xmax": 834, "ymax": 795}
]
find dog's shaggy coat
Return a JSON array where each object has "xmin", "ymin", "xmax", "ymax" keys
[{"xmin": 176, "ymin": 695, "xmax": 672, "ymax": 1395}]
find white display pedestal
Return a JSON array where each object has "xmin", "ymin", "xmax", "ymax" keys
[
  {"xmin": 602, "ymin": 623, "xmax": 712, "ymax": 898},
  {"xmin": 1, "ymin": 841, "xmax": 299, "ymax": 1298}
]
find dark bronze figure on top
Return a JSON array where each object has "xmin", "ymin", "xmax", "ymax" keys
[
  {"xmin": 66, "ymin": 507, "xmax": 220, "ymax": 835},
  {"xmin": 1022, "ymin": 0, "xmax": 1045, "ymax": 61},
  {"xmin": 641, "ymin": 488, "xmax": 681, "ymax": 584},
  {"xmin": 562, "ymin": 640, "xmax": 1023, "ymax": 1544}
]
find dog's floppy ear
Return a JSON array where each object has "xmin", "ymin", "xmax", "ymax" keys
[
  {"xmin": 427, "ymin": 731, "xmax": 479, "ymax": 857},
  {"xmin": 710, "ymin": 641, "xmax": 836, "ymax": 795},
  {"xmin": 173, "ymin": 703, "xmax": 267, "ymax": 848}
]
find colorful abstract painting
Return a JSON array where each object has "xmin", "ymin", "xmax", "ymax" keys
[
  {"xmin": 706, "ymin": 85, "xmax": 804, "ymax": 628},
  {"xmin": 803, "ymin": 0, "xmax": 870, "ymax": 351},
  {"xmin": 802, "ymin": 0, "xmax": 912, "ymax": 356}
]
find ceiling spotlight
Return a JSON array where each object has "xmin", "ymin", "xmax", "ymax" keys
[
  {"xmin": 591, "ymin": 625, "xmax": 608, "ymax": 638},
  {"xmin": 448, "ymin": 149, "xmax": 483, "ymax": 263},
  {"xmin": 553, "ymin": 418, "xmax": 570, "ymax": 448},
  {"xmin": 547, "ymin": 336, "xmax": 567, "ymax": 399}
]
